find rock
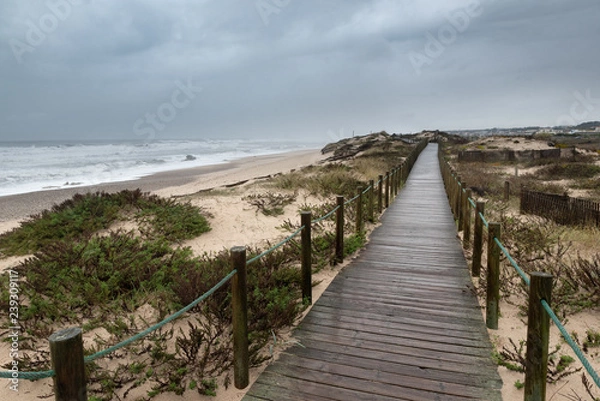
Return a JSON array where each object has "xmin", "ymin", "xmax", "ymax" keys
[{"xmin": 184, "ymin": 155, "xmax": 196, "ymax": 161}]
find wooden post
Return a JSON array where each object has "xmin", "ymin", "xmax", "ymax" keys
[
  {"xmin": 356, "ymin": 189, "xmax": 364, "ymax": 234},
  {"xmin": 385, "ymin": 172, "xmax": 390, "ymax": 209},
  {"xmin": 472, "ymin": 202, "xmax": 485, "ymax": 277},
  {"xmin": 463, "ymin": 189, "xmax": 472, "ymax": 247},
  {"xmin": 504, "ymin": 181, "xmax": 510, "ymax": 201},
  {"xmin": 458, "ymin": 181, "xmax": 466, "ymax": 231},
  {"xmin": 455, "ymin": 176, "xmax": 462, "ymax": 222},
  {"xmin": 486, "ymin": 223, "xmax": 501, "ymax": 330},
  {"xmin": 524, "ymin": 273, "xmax": 553, "ymax": 401},
  {"xmin": 400, "ymin": 164, "xmax": 404, "ymax": 187},
  {"xmin": 301, "ymin": 211, "xmax": 312, "ymax": 304},
  {"xmin": 377, "ymin": 175, "xmax": 383, "ymax": 213},
  {"xmin": 49, "ymin": 327, "xmax": 87, "ymax": 401},
  {"xmin": 231, "ymin": 246, "xmax": 249, "ymax": 389},
  {"xmin": 368, "ymin": 179, "xmax": 375, "ymax": 222},
  {"xmin": 335, "ymin": 196, "xmax": 344, "ymax": 264}
]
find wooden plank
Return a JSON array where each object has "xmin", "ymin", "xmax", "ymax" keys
[{"xmin": 243, "ymin": 144, "xmax": 502, "ymax": 401}]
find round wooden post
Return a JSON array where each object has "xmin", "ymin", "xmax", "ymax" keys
[
  {"xmin": 458, "ymin": 181, "xmax": 466, "ymax": 232},
  {"xmin": 504, "ymin": 181, "xmax": 510, "ymax": 202},
  {"xmin": 524, "ymin": 273, "xmax": 553, "ymax": 401},
  {"xmin": 463, "ymin": 188, "xmax": 472, "ymax": 247},
  {"xmin": 368, "ymin": 179, "xmax": 375, "ymax": 222},
  {"xmin": 49, "ymin": 327, "xmax": 87, "ymax": 401},
  {"xmin": 301, "ymin": 211, "xmax": 312, "ymax": 304},
  {"xmin": 377, "ymin": 175, "xmax": 383, "ymax": 213},
  {"xmin": 356, "ymin": 189, "xmax": 364, "ymax": 234},
  {"xmin": 400, "ymin": 164, "xmax": 404, "ymax": 187},
  {"xmin": 384, "ymin": 172, "xmax": 390, "ymax": 209},
  {"xmin": 231, "ymin": 246, "xmax": 249, "ymax": 389},
  {"xmin": 472, "ymin": 202, "xmax": 485, "ymax": 277},
  {"xmin": 486, "ymin": 223, "xmax": 501, "ymax": 330},
  {"xmin": 455, "ymin": 175, "xmax": 462, "ymax": 221},
  {"xmin": 335, "ymin": 196, "xmax": 344, "ymax": 264}
]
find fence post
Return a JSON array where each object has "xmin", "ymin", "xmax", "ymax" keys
[
  {"xmin": 368, "ymin": 179, "xmax": 375, "ymax": 222},
  {"xmin": 472, "ymin": 201, "xmax": 485, "ymax": 277},
  {"xmin": 231, "ymin": 246, "xmax": 249, "ymax": 389},
  {"xmin": 486, "ymin": 223, "xmax": 501, "ymax": 330},
  {"xmin": 400, "ymin": 164, "xmax": 404, "ymax": 187},
  {"xmin": 385, "ymin": 172, "xmax": 390, "ymax": 209},
  {"xmin": 504, "ymin": 181, "xmax": 510, "ymax": 202},
  {"xmin": 356, "ymin": 189, "xmax": 364, "ymax": 234},
  {"xmin": 454, "ymin": 175, "xmax": 462, "ymax": 220},
  {"xmin": 524, "ymin": 272, "xmax": 553, "ymax": 401},
  {"xmin": 458, "ymin": 181, "xmax": 466, "ymax": 231},
  {"xmin": 49, "ymin": 327, "xmax": 87, "ymax": 401},
  {"xmin": 378, "ymin": 174, "xmax": 383, "ymax": 213},
  {"xmin": 301, "ymin": 211, "xmax": 312, "ymax": 305},
  {"xmin": 335, "ymin": 196, "xmax": 344, "ymax": 264},
  {"xmin": 463, "ymin": 189, "xmax": 472, "ymax": 247}
]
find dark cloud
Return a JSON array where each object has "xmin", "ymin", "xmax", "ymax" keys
[{"xmin": 1, "ymin": 0, "xmax": 599, "ymax": 142}]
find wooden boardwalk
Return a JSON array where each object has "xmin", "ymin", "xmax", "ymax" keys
[{"xmin": 243, "ymin": 144, "xmax": 503, "ymax": 401}]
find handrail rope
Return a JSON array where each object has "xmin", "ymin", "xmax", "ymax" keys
[
  {"xmin": 246, "ymin": 225, "xmax": 305, "ymax": 265},
  {"xmin": 479, "ymin": 212, "xmax": 489, "ymax": 229},
  {"xmin": 493, "ymin": 237, "xmax": 530, "ymax": 286},
  {"xmin": 541, "ymin": 300, "xmax": 600, "ymax": 388},
  {"xmin": 344, "ymin": 193, "xmax": 361, "ymax": 206},
  {"xmin": 0, "ymin": 268, "xmax": 240, "ymax": 380},
  {"xmin": 312, "ymin": 205, "xmax": 340, "ymax": 224},
  {"xmin": 468, "ymin": 198, "xmax": 476, "ymax": 209},
  {"xmin": 362, "ymin": 185, "xmax": 372, "ymax": 195},
  {"xmin": 85, "ymin": 269, "xmax": 238, "ymax": 363}
]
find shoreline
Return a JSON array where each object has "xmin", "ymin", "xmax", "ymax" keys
[{"xmin": 0, "ymin": 149, "xmax": 324, "ymax": 225}]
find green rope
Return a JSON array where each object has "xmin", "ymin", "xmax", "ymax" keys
[
  {"xmin": 0, "ymin": 268, "xmax": 240, "ymax": 380},
  {"xmin": 246, "ymin": 225, "xmax": 304, "ymax": 265},
  {"xmin": 468, "ymin": 198, "xmax": 476, "ymax": 209},
  {"xmin": 494, "ymin": 237, "xmax": 530, "ymax": 286},
  {"xmin": 313, "ymin": 205, "xmax": 340, "ymax": 224},
  {"xmin": 0, "ymin": 368, "xmax": 54, "ymax": 380},
  {"xmin": 345, "ymin": 193, "xmax": 361, "ymax": 206},
  {"xmin": 362, "ymin": 185, "xmax": 372, "ymax": 195},
  {"xmin": 541, "ymin": 300, "xmax": 600, "ymax": 389},
  {"xmin": 85, "ymin": 269, "xmax": 238, "ymax": 363},
  {"xmin": 479, "ymin": 212, "xmax": 489, "ymax": 229}
]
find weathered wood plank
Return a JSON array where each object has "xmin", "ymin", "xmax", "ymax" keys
[{"xmin": 242, "ymin": 144, "xmax": 502, "ymax": 401}]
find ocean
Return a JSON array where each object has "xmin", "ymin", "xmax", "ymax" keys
[{"xmin": 0, "ymin": 139, "xmax": 322, "ymax": 198}]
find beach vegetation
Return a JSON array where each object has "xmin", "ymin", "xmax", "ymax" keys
[
  {"xmin": 0, "ymin": 189, "xmax": 210, "ymax": 256},
  {"xmin": 243, "ymin": 192, "xmax": 297, "ymax": 216}
]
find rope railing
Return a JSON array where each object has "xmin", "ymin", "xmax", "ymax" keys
[
  {"xmin": 2, "ymin": 139, "xmax": 429, "ymax": 398},
  {"xmin": 437, "ymin": 142, "xmax": 600, "ymax": 398},
  {"xmin": 246, "ymin": 225, "xmax": 305, "ymax": 266}
]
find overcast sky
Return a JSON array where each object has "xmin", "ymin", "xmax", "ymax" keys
[{"xmin": 1, "ymin": 0, "xmax": 599, "ymax": 142}]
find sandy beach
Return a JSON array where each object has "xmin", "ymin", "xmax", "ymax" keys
[{"xmin": 0, "ymin": 149, "xmax": 324, "ymax": 225}]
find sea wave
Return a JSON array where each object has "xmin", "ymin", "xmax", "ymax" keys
[{"xmin": 0, "ymin": 139, "xmax": 320, "ymax": 197}]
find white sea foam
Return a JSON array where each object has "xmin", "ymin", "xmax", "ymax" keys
[{"xmin": 0, "ymin": 139, "xmax": 320, "ymax": 197}]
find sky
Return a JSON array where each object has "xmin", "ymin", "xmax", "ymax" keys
[{"xmin": 1, "ymin": 0, "xmax": 599, "ymax": 143}]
